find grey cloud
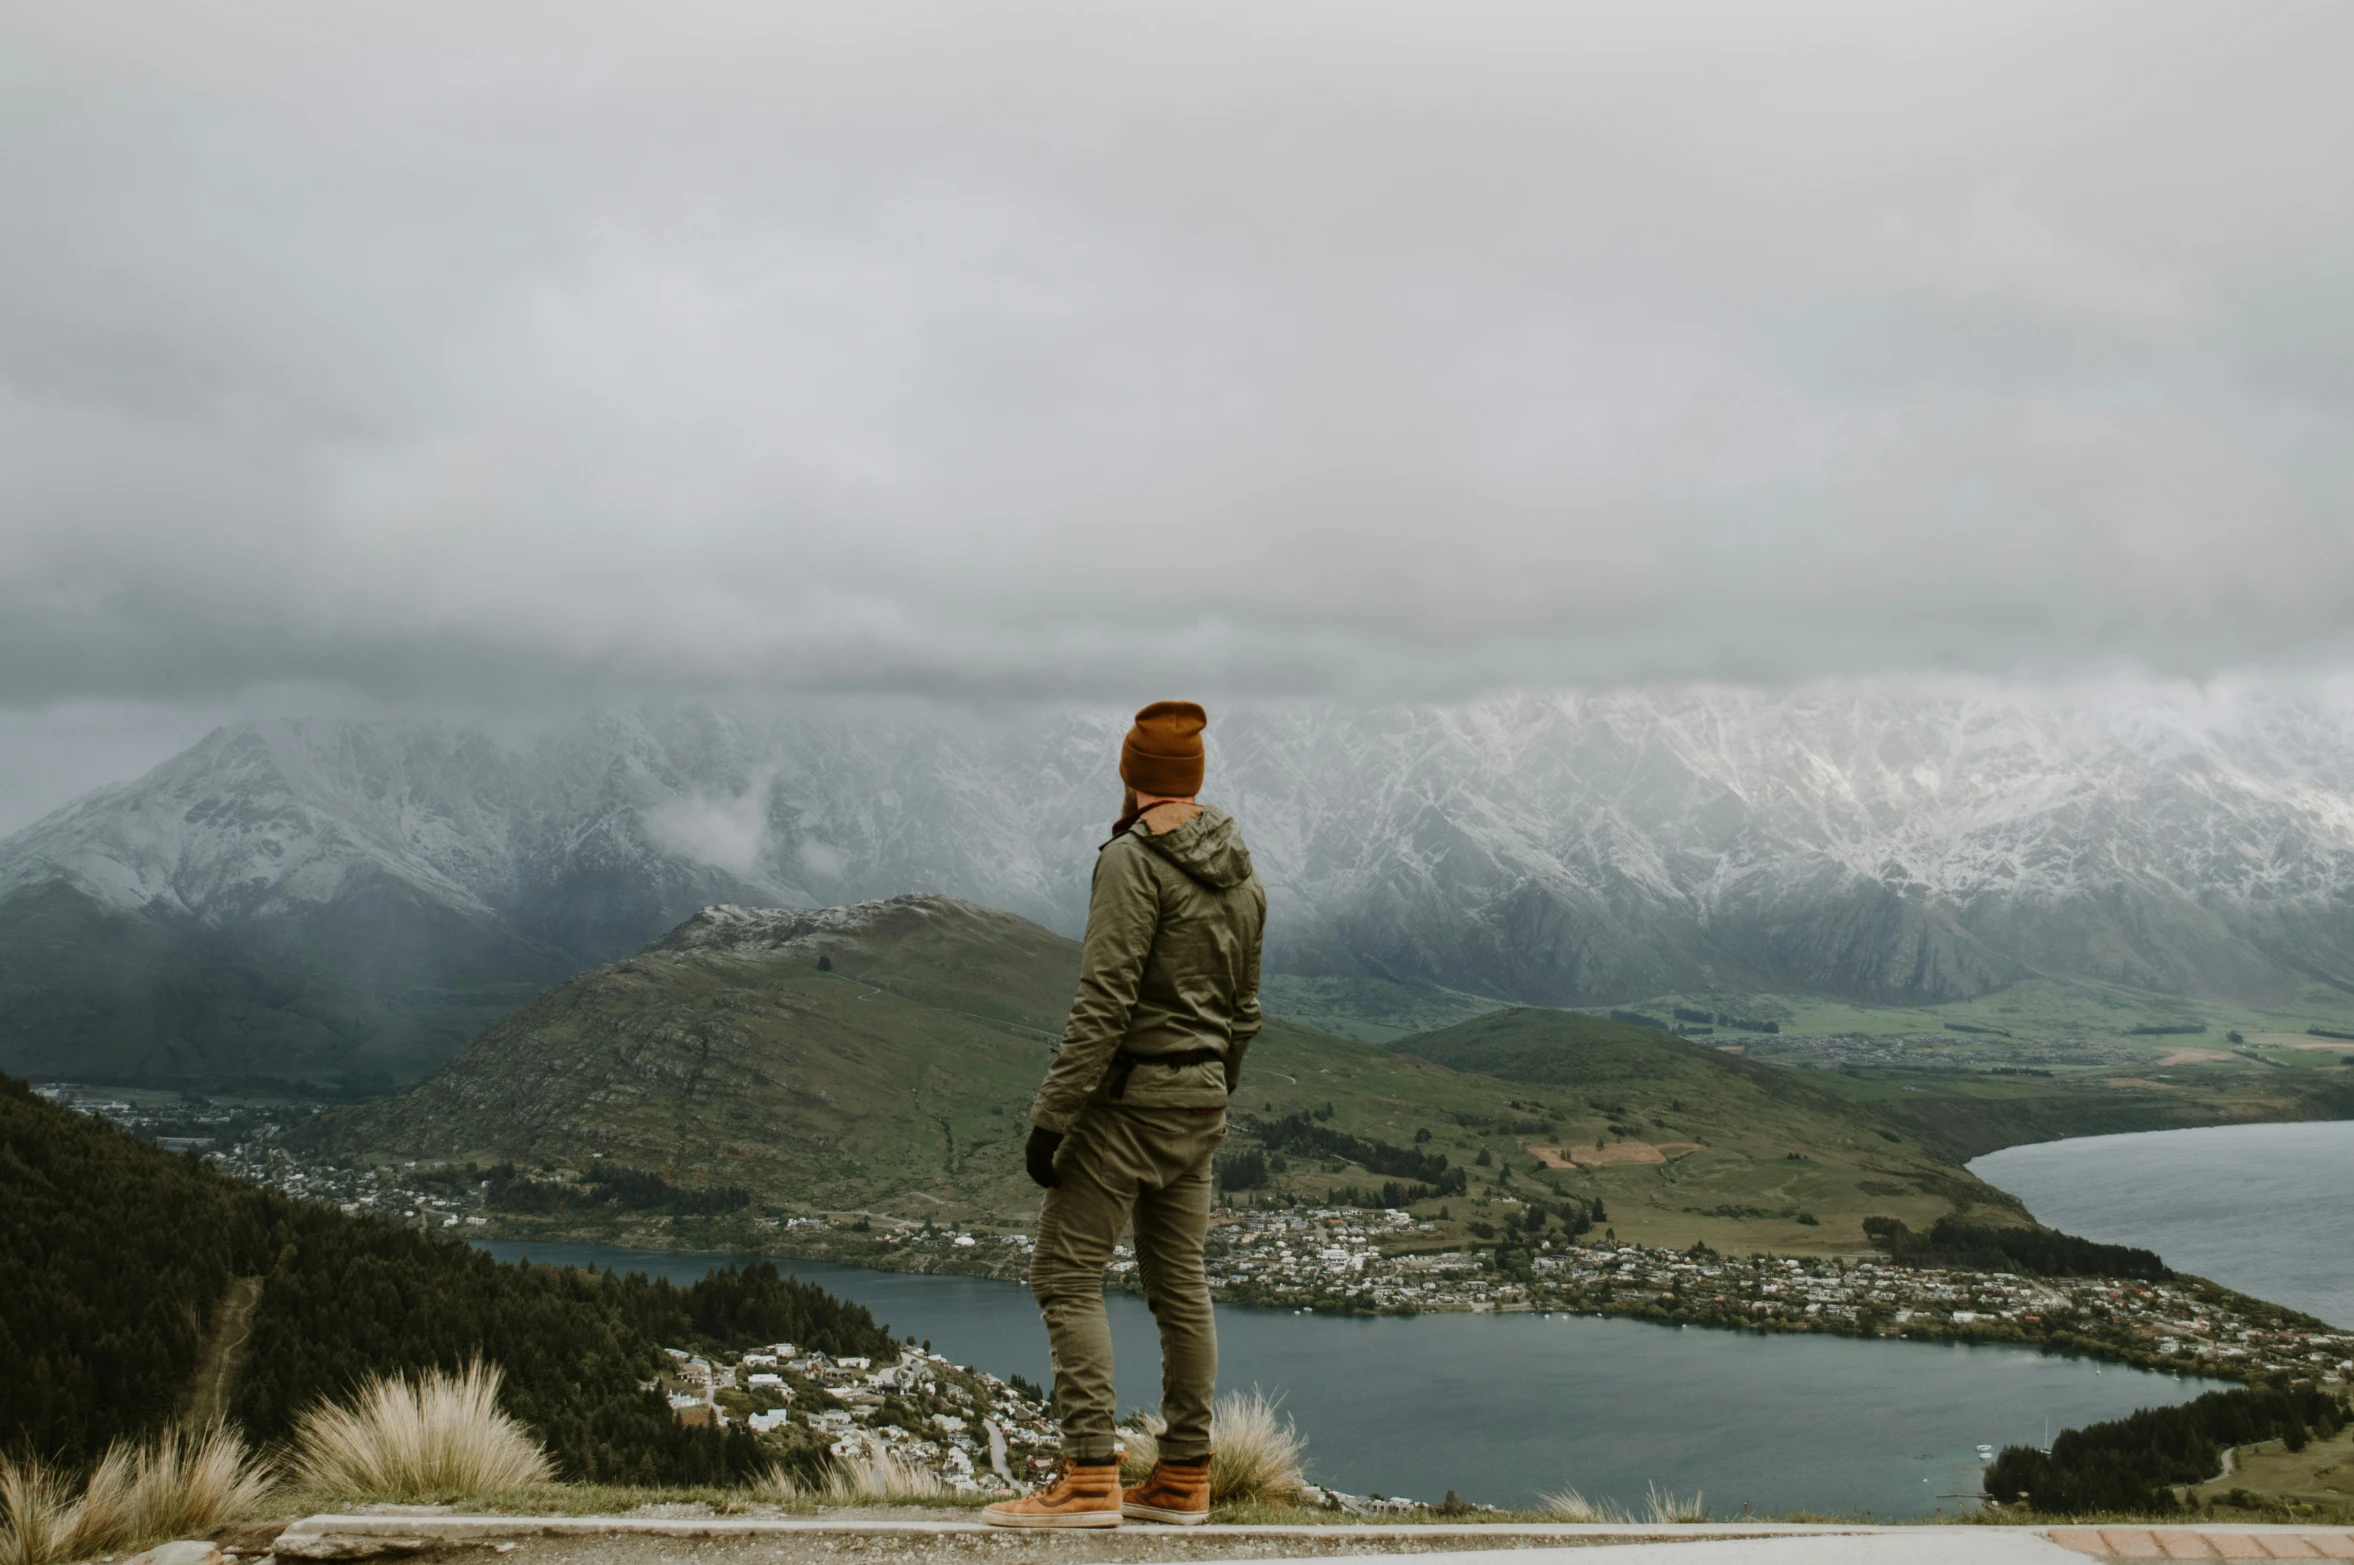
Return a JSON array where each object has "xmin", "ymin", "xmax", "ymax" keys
[{"xmin": 3, "ymin": 0, "xmax": 2353, "ymax": 714}]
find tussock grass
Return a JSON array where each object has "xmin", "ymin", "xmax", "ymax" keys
[
  {"xmin": 292, "ymin": 1359, "xmax": 554, "ymax": 1499},
  {"xmin": 128, "ymin": 1424, "xmax": 279, "ymax": 1539},
  {"xmin": 0, "ymin": 1456, "xmax": 82, "ymax": 1565},
  {"xmin": 0, "ymin": 1426, "xmax": 274, "ymax": 1565},
  {"xmin": 1118, "ymin": 1389, "xmax": 1305, "ymax": 1506},
  {"xmin": 1115, "ymin": 1414, "xmax": 1163, "ymax": 1483},
  {"xmin": 1538, "ymin": 1484, "xmax": 1631, "ymax": 1523},
  {"xmin": 821, "ymin": 1450, "xmax": 948, "ymax": 1501},
  {"xmin": 755, "ymin": 1452, "xmax": 945, "ymax": 1501},
  {"xmin": 1207, "ymin": 1390, "xmax": 1306, "ymax": 1506},
  {"xmin": 1538, "ymin": 1480, "xmax": 1706, "ymax": 1524}
]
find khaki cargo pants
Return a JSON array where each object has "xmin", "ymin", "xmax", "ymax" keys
[{"xmin": 1030, "ymin": 1104, "xmax": 1225, "ymax": 1464}]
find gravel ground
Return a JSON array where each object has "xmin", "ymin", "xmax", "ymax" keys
[{"xmin": 478, "ymin": 1531, "xmax": 1679, "ymax": 1565}]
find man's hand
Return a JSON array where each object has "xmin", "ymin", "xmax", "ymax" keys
[{"xmin": 1025, "ymin": 1126, "xmax": 1065, "ymax": 1189}]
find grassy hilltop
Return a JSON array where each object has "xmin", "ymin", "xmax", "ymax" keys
[{"xmin": 294, "ymin": 895, "xmax": 2029, "ymax": 1258}]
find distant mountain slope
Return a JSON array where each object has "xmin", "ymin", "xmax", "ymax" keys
[
  {"xmin": 12, "ymin": 685, "xmax": 2354, "ymax": 1082},
  {"xmin": 294, "ymin": 895, "xmax": 2021, "ymax": 1253}
]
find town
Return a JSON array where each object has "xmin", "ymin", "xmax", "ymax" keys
[{"xmin": 174, "ymin": 1118, "xmax": 2352, "ymax": 1402}]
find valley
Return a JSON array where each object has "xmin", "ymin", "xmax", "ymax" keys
[{"xmin": 18, "ymin": 882, "xmax": 2354, "ymax": 1528}]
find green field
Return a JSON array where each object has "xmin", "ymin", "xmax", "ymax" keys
[
  {"xmin": 1606, "ymin": 973, "xmax": 2354, "ymax": 1049},
  {"xmin": 2191, "ymin": 1423, "xmax": 2354, "ymax": 1514},
  {"xmin": 1253, "ymin": 973, "xmax": 1506, "ymax": 1044}
]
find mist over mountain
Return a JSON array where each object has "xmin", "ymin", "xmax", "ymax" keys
[{"xmin": 6, "ymin": 683, "xmax": 2354, "ymax": 1084}]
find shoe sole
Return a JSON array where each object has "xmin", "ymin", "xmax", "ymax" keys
[
  {"xmin": 981, "ymin": 1510, "xmax": 1121, "ymax": 1529},
  {"xmin": 1121, "ymin": 1504, "xmax": 1209, "ymax": 1525}
]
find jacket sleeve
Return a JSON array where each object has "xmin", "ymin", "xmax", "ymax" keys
[
  {"xmin": 1030, "ymin": 838, "xmax": 1162, "ymax": 1133},
  {"xmin": 1224, "ymin": 880, "xmax": 1265, "ymax": 1096}
]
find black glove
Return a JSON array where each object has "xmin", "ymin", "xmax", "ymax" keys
[{"xmin": 1025, "ymin": 1126, "xmax": 1065, "ymax": 1189}]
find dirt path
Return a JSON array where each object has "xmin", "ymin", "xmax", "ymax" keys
[{"xmin": 184, "ymin": 1274, "xmax": 264, "ymax": 1429}]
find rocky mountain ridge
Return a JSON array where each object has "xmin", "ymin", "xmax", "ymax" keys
[{"xmin": 7, "ymin": 685, "xmax": 2354, "ymax": 1081}]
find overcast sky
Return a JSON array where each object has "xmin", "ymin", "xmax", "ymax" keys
[{"xmin": 4, "ymin": 2, "xmax": 2353, "ymax": 824}]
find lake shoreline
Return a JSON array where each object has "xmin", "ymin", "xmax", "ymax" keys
[
  {"xmin": 464, "ymin": 1204, "xmax": 2332, "ymax": 1389},
  {"xmin": 475, "ymin": 1234, "xmax": 2232, "ymax": 1517},
  {"xmin": 1972, "ymin": 1120, "xmax": 2354, "ymax": 1333}
]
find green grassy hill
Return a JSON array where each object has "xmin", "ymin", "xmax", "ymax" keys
[
  {"xmin": 296, "ymin": 896, "xmax": 2030, "ymax": 1257},
  {"xmin": 290, "ymin": 897, "xmax": 1089, "ymax": 1221}
]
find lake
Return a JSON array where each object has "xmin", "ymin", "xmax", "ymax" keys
[
  {"xmin": 1971, "ymin": 1118, "xmax": 2354, "ymax": 1330},
  {"xmin": 478, "ymin": 1239, "xmax": 2211, "ymax": 1518}
]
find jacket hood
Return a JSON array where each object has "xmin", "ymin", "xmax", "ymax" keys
[{"xmin": 1135, "ymin": 804, "xmax": 1256, "ymax": 890}]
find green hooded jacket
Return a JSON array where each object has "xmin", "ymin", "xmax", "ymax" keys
[{"xmin": 1028, "ymin": 802, "xmax": 1266, "ymax": 1133}]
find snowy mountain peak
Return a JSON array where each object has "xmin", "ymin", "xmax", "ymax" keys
[{"xmin": 6, "ymin": 684, "xmax": 2354, "ymax": 1082}]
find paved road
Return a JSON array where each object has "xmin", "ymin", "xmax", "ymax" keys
[{"xmin": 1297, "ymin": 1541, "xmax": 2076, "ymax": 1562}]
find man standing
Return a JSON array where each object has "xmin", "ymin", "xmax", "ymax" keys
[{"xmin": 982, "ymin": 701, "xmax": 1266, "ymax": 1530}]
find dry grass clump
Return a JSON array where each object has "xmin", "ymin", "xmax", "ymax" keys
[
  {"xmin": 1538, "ymin": 1484, "xmax": 1630, "ymax": 1523},
  {"xmin": 1540, "ymin": 1480, "xmax": 1706, "ymax": 1524},
  {"xmin": 824, "ymin": 1450, "xmax": 946, "ymax": 1500},
  {"xmin": 1, "ymin": 1425, "xmax": 274, "ymax": 1565},
  {"xmin": 0, "ymin": 1456, "xmax": 81, "ymax": 1565},
  {"xmin": 1117, "ymin": 1389, "xmax": 1305, "ymax": 1506},
  {"xmin": 756, "ymin": 1451, "xmax": 944, "ymax": 1501},
  {"xmin": 291, "ymin": 1359, "xmax": 555, "ymax": 1498},
  {"xmin": 1207, "ymin": 1390, "xmax": 1307, "ymax": 1505},
  {"xmin": 1115, "ymin": 1414, "xmax": 1164, "ymax": 1483}
]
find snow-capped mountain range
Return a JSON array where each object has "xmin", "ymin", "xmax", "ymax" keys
[{"xmin": 6, "ymin": 684, "xmax": 2354, "ymax": 1082}]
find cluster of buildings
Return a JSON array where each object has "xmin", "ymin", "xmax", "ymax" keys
[
  {"xmin": 195, "ymin": 1137, "xmax": 498, "ymax": 1231},
  {"xmin": 1191, "ymin": 1211, "xmax": 2352, "ymax": 1386},
  {"xmin": 32, "ymin": 1081, "xmax": 254, "ymax": 1152},
  {"xmin": 653, "ymin": 1340, "xmax": 1058, "ymax": 1494}
]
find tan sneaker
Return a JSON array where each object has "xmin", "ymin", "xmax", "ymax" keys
[
  {"xmin": 1121, "ymin": 1458, "xmax": 1212, "ymax": 1525},
  {"xmin": 982, "ymin": 1459, "xmax": 1122, "ymax": 1528}
]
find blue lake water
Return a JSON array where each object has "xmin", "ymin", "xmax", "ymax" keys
[
  {"xmin": 1971, "ymin": 1118, "xmax": 2354, "ymax": 1329},
  {"xmin": 478, "ymin": 1239, "xmax": 2212, "ymax": 1518}
]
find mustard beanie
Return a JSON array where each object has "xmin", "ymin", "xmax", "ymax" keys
[{"xmin": 1119, "ymin": 701, "xmax": 1207, "ymax": 797}]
